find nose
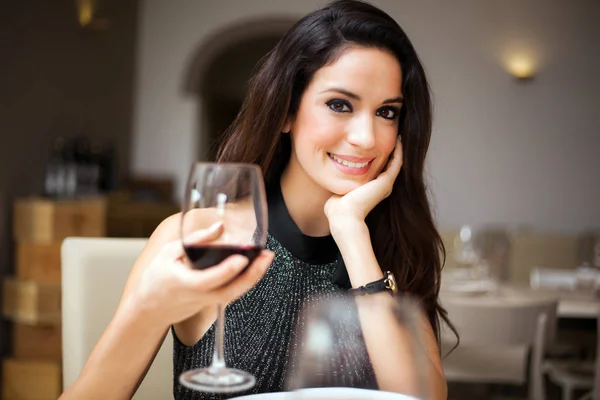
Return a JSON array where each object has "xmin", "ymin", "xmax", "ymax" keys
[{"xmin": 346, "ymin": 114, "xmax": 376, "ymax": 149}]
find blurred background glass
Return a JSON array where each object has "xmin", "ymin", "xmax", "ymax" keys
[{"xmin": 286, "ymin": 294, "xmax": 430, "ymax": 400}]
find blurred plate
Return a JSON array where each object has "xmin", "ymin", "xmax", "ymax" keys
[
  {"xmin": 442, "ymin": 280, "xmax": 496, "ymax": 296},
  {"xmin": 231, "ymin": 387, "xmax": 419, "ymax": 399}
]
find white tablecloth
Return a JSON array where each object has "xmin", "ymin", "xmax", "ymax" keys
[{"xmin": 440, "ymin": 283, "xmax": 600, "ymax": 319}]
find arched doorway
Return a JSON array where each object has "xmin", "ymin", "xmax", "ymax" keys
[{"xmin": 183, "ymin": 18, "xmax": 296, "ymax": 161}]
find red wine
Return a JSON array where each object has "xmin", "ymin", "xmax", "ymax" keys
[{"xmin": 184, "ymin": 244, "xmax": 262, "ymax": 270}]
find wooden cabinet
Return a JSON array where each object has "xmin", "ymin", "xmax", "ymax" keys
[
  {"xmin": 2, "ymin": 279, "xmax": 61, "ymax": 325},
  {"xmin": 13, "ymin": 198, "xmax": 106, "ymax": 243},
  {"xmin": 3, "ymin": 197, "xmax": 107, "ymax": 399},
  {"xmin": 106, "ymin": 197, "xmax": 178, "ymax": 238},
  {"xmin": 2, "ymin": 195, "xmax": 176, "ymax": 399},
  {"xmin": 2, "ymin": 359, "xmax": 61, "ymax": 400},
  {"xmin": 13, "ymin": 324, "xmax": 62, "ymax": 361},
  {"xmin": 15, "ymin": 242, "xmax": 62, "ymax": 284}
]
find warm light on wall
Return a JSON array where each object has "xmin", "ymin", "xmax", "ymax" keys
[
  {"xmin": 75, "ymin": 0, "xmax": 110, "ymax": 30},
  {"xmin": 505, "ymin": 54, "xmax": 538, "ymax": 81},
  {"xmin": 76, "ymin": 0, "xmax": 96, "ymax": 27},
  {"xmin": 494, "ymin": 37, "xmax": 543, "ymax": 82}
]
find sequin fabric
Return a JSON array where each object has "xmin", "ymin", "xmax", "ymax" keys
[{"xmin": 172, "ymin": 234, "xmax": 377, "ymax": 399}]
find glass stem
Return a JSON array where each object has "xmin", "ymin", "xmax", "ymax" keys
[{"xmin": 209, "ymin": 304, "xmax": 226, "ymax": 373}]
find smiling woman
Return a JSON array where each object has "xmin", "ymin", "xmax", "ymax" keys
[
  {"xmin": 210, "ymin": 0, "xmax": 454, "ymax": 397},
  {"xmin": 58, "ymin": 1, "xmax": 455, "ymax": 400},
  {"xmin": 282, "ymin": 47, "xmax": 402, "ymax": 197}
]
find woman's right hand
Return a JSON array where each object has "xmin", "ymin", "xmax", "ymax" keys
[
  {"xmin": 59, "ymin": 216, "xmax": 273, "ymax": 400},
  {"xmin": 128, "ymin": 220, "xmax": 274, "ymax": 328}
]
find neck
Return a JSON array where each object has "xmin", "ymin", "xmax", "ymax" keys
[{"xmin": 280, "ymin": 155, "xmax": 332, "ymax": 237}]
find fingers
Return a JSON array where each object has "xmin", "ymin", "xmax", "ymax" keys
[
  {"xmin": 161, "ymin": 222, "xmax": 224, "ymax": 259},
  {"xmin": 384, "ymin": 137, "xmax": 403, "ymax": 177},
  {"xmin": 366, "ymin": 138, "xmax": 403, "ymax": 202},
  {"xmin": 209, "ymin": 250, "xmax": 274, "ymax": 302},
  {"xmin": 183, "ymin": 222, "xmax": 224, "ymax": 245},
  {"xmin": 185, "ymin": 253, "xmax": 250, "ymax": 291},
  {"xmin": 390, "ymin": 137, "xmax": 404, "ymax": 174}
]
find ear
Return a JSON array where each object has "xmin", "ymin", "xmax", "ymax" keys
[{"xmin": 282, "ymin": 117, "xmax": 292, "ymax": 134}]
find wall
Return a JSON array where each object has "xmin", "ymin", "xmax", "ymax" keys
[
  {"xmin": 0, "ymin": 0, "xmax": 139, "ymax": 356},
  {"xmin": 201, "ymin": 35, "xmax": 283, "ymax": 160},
  {"xmin": 0, "ymin": 0, "xmax": 139, "ymax": 270},
  {"xmin": 131, "ymin": 0, "xmax": 600, "ymax": 233}
]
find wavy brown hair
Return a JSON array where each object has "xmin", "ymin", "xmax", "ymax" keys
[{"xmin": 217, "ymin": 0, "xmax": 456, "ymax": 346}]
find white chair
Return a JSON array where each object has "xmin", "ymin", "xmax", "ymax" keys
[
  {"xmin": 441, "ymin": 297, "xmax": 558, "ymax": 400},
  {"xmin": 543, "ymin": 310, "xmax": 599, "ymax": 400},
  {"xmin": 61, "ymin": 237, "xmax": 173, "ymax": 399}
]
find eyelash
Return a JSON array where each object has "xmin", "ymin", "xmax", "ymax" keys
[
  {"xmin": 376, "ymin": 106, "xmax": 401, "ymax": 121},
  {"xmin": 326, "ymin": 99, "xmax": 352, "ymax": 113},
  {"xmin": 325, "ymin": 99, "xmax": 401, "ymax": 121}
]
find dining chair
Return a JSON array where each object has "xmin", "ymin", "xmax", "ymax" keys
[
  {"xmin": 543, "ymin": 309, "xmax": 599, "ymax": 400},
  {"xmin": 61, "ymin": 237, "xmax": 173, "ymax": 399},
  {"xmin": 441, "ymin": 296, "xmax": 559, "ymax": 400}
]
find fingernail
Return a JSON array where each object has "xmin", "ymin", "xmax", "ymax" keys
[
  {"xmin": 211, "ymin": 221, "xmax": 223, "ymax": 229},
  {"xmin": 231, "ymin": 255, "xmax": 249, "ymax": 268}
]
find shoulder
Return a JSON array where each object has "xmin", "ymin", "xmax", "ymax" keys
[
  {"xmin": 139, "ymin": 212, "xmax": 182, "ymax": 255},
  {"xmin": 152, "ymin": 212, "xmax": 181, "ymax": 239}
]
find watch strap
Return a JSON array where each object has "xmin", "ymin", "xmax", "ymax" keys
[{"xmin": 348, "ymin": 271, "xmax": 398, "ymax": 296}]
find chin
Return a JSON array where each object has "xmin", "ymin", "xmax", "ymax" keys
[{"xmin": 325, "ymin": 179, "xmax": 366, "ymax": 196}]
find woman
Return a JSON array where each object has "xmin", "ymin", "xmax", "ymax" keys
[{"xmin": 60, "ymin": 1, "xmax": 454, "ymax": 399}]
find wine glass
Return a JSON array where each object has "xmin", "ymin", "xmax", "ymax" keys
[
  {"xmin": 452, "ymin": 226, "xmax": 480, "ymax": 269},
  {"xmin": 178, "ymin": 162, "xmax": 268, "ymax": 393},
  {"xmin": 285, "ymin": 293, "xmax": 429, "ymax": 400}
]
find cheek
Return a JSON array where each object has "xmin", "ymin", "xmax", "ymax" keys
[
  {"xmin": 374, "ymin": 133, "xmax": 399, "ymax": 170},
  {"xmin": 293, "ymin": 110, "xmax": 344, "ymax": 154},
  {"xmin": 382, "ymin": 135, "xmax": 397, "ymax": 156}
]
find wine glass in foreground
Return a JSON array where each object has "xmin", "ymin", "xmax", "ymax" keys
[
  {"xmin": 179, "ymin": 163, "xmax": 268, "ymax": 393},
  {"xmin": 286, "ymin": 294, "xmax": 429, "ymax": 400}
]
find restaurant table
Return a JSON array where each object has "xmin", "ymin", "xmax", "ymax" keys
[
  {"xmin": 440, "ymin": 280, "xmax": 600, "ymax": 319},
  {"xmin": 231, "ymin": 388, "xmax": 420, "ymax": 399}
]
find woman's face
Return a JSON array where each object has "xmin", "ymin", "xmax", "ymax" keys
[{"xmin": 285, "ymin": 46, "xmax": 403, "ymax": 196}]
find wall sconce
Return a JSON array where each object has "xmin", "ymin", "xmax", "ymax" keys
[
  {"xmin": 76, "ymin": 0, "xmax": 110, "ymax": 30},
  {"xmin": 505, "ymin": 54, "xmax": 538, "ymax": 81}
]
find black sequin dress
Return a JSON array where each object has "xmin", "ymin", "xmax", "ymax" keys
[{"xmin": 172, "ymin": 182, "xmax": 377, "ymax": 399}]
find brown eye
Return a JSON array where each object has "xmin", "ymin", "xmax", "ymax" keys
[
  {"xmin": 326, "ymin": 99, "xmax": 352, "ymax": 113},
  {"xmin": 376, "ymin": 106, "xmax": 400, "ymax": 120}
]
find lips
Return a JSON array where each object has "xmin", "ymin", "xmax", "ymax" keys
[
  {"xmin": 326, "ymin": 153, "xmax": 375, "ymax": 176},
  {"xmin": 327, "ymin": 153, "xmax": 373, "ymax": 168}
]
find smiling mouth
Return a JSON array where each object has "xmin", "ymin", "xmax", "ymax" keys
[{"xmin": 327, "ymin": 153, "xmax": 373, "ymax": 169}]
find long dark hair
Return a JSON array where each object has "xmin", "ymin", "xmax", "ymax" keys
[{"xmin": 217, "ymin": 0, "xmax": 456, "ymax": 346}]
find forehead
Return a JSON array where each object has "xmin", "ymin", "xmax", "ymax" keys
[{"xmin": 308, "ymin": 46, "xmax": 403, "ymax": 97}]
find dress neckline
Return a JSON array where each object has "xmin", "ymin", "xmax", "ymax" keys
[{"xmin": 267, "ymin": 180, "xmax": 338, "ymax": 265}]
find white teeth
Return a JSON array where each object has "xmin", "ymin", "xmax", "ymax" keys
[{"xmin": 329, "ymin": 154, "xmax": 370, "ymax": 168}]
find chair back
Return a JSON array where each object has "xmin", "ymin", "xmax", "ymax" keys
[
  {"xmin": 442, "ymin": 296, "xmax": 558, "ymax": 400},
  {"xmin": 61, "ymin": 237, "xmax": 173, "ymax": 399},
  {"xmin": 443, "ymin": 297, "xmax": 558, "ymax": 347}
]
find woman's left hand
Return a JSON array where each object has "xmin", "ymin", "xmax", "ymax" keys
[{"xmin": 324, "ymin": 137, "xmax": 403, "ymax": 231}]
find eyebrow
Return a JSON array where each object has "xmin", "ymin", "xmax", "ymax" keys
[{"xmin": 320, "ymin": 88, "xmax": 404, "ymax": 104}]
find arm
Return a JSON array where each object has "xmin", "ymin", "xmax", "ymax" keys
[
  {"xmin": 60, "ymin": 216, "xmax": 274, "ymax": 400},
  {"xmin": 332, "ymin": 220, "xmax": 447, "ymax": 399},
  {"xmin": 325, "ymin": 138, "xmax": 447, "ymax": 399}
]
